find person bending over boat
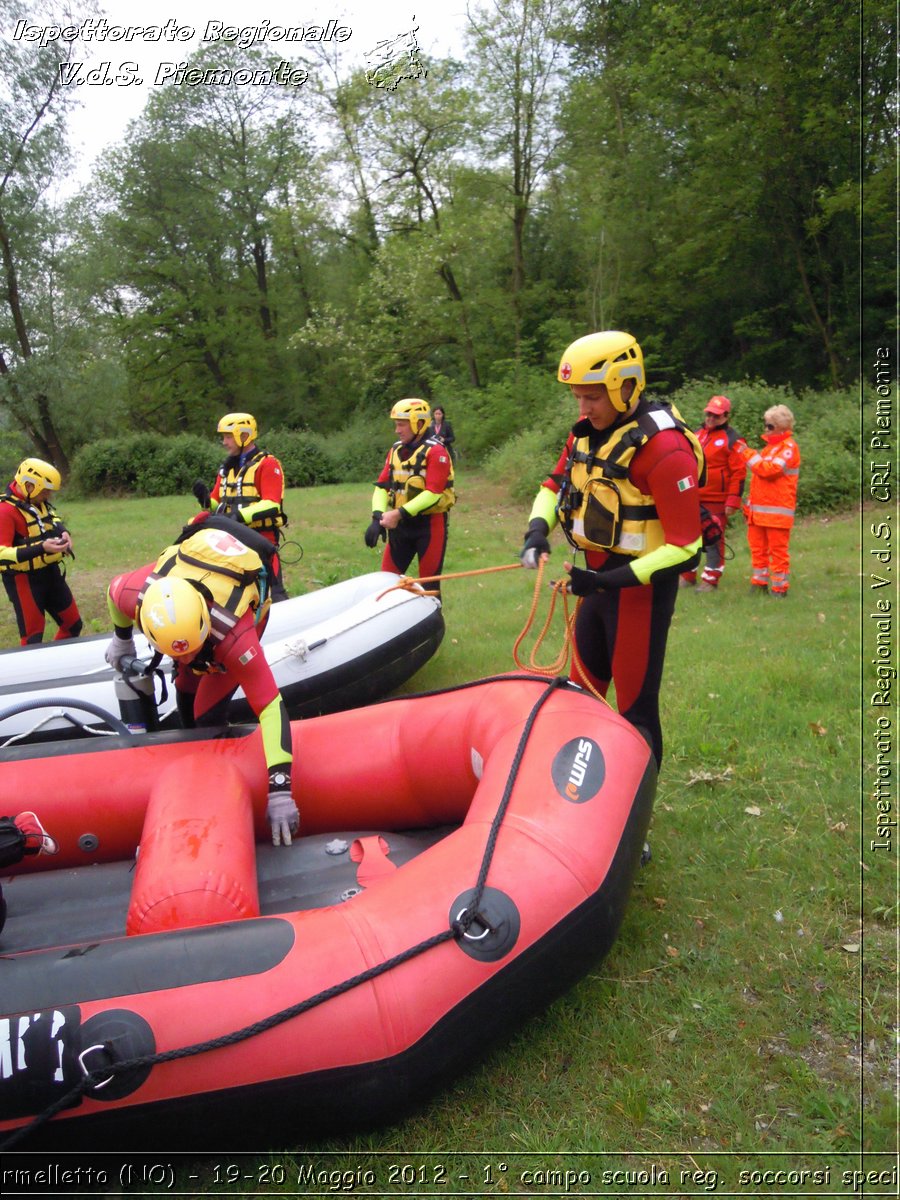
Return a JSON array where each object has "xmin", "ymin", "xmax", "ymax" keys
[
  {"xmin": 365, "ymin": 398, "xmax": 455, "ymax": 599},
  {"xmin": 0, "ymin": 458, "xmax": 83, "ymax": 645},
  {"xmin": 519, "ymin": 330, "xmax": 704, "ymax": 770},
  {"xmin": 193, "ymin": 411, "xmax": 289, "ymax": 602},
  {"xmin": 104, "ymin": 519, "xmax": 299, "ymax": 846}
]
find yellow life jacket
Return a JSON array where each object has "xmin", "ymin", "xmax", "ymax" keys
[
  {"xmin": 558, "ymin": 401, "xmax": 705, "ymax": 557},
  {"xmin": 140, "ymin": 528, "xmax": 269, "ymax": 669},
  {"xmin": 386, "ymin": 439, "xmax": 456, "ymax": 514},
  {"xmin": 216, "ymin": 450, "xmax": 286, "ymax": 531},
  {"xmin": 1, "ymin": 491, "xmax": 66, "ymax": 572}
]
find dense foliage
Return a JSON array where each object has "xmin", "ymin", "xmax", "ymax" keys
[{"xmin": 0, "ymin": 0, "xmax": 890, "ymax": 488}]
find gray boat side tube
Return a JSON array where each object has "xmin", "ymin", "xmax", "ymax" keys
[{"xmin": 0, "ymin": 698, "xmax": 132, "ymax": 738}]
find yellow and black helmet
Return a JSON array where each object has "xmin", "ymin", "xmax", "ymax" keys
[
  {"xmin": 15, "ymin": 458, "xmax": 61, "ymax": 498},
  {"xmin": 557, "ymin": 331, "xmax": 645, "ymax": 413},
  {"xmin": 138, "ymin": 577, "xmax": 211, "ymax": 658},
  {"xmin": 389, "ymin": 398, "xmax": 431, "ymax": 437},
  {"xmin": 217, "ymin": 412, "xmax": 258, "ymax": 447}
]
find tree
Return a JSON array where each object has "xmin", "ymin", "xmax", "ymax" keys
[
  {"xmin": 92, "ymin": 43, "xmax": 322, "ymax": 428},
  {"xmin": 562, "ymin": 0, "xmax": 884, "ymax": 387},
  {"xmin": 0, "ymin": 0, "xmax": 86, "ymax": 470},
  {"xmin": 465, "ymin": 0, "xmax": 578, "ymax": 356}
]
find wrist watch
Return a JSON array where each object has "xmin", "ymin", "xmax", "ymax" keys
[{"xmin": 269, "ymin": 771, "xmax": 290, "ymax": 791}]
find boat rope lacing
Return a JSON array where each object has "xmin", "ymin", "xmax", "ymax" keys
[
  {"xmin": 0, "ymin": 698, "xmax": 132, "ymax": 749},
  {"xmin": 270, "ymin": 588, "xmax": 428, "ymax": 667},
  {"xmin": 379, "ymin": 560, "xmax": 611, "ymax": 706},
  {"xmin": 0, "ymin": 674, "xmax": 570, "ymax": 1150}
]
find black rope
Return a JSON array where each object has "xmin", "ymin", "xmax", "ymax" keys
[{"xmin": 1, "ymin": 675, "xmax": 567, "ymax": 1149}]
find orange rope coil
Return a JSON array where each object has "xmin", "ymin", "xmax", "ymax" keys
[{"xmin": 377, "ymin": 560, "xmax": 610, "ymax": 706}]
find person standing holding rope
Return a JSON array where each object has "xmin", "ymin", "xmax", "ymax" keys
[
  {"xmin": 520, "ymin": 331, "xmax": 704, "ymax": 769},
  {"xmin": 364, "ymin": 398, "xmax": 455, "ymax": 600}
]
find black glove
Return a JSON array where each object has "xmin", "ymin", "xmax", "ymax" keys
[
  {"xmin": 520, "ymin": 518, "xmax": 551, "ymax": 568},
  {"xmin": 192, "ymin": 479, "xmax": 212, "ymax": 510},
  {"xmin": 566, "ymin": 565, "xmax": 606, "ymax": 596},
  {"xmin": 364, "ymin": 513, "xmax": 386, "ymax": 548}
]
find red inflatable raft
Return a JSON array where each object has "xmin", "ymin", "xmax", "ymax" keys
[{"xmin": 0, "ymin": 675, "xmax": 655, "ymax": 1150}]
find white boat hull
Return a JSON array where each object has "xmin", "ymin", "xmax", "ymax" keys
[{"xmin": 0, "ymin": 573, "xmax": 443, "ymax": 743}]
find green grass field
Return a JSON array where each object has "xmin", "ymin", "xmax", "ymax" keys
[{"xmin": 0, "ymin": 476, "xmax": 890, "ymax": 1193}]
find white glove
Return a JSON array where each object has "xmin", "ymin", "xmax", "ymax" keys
[
  {"xmin": 105, "ymin": 632, "xmax": 136, "ymax": 671},
  {"xmin": 266, "ymin": 790, "xmax": 299, "ymax": 847}
]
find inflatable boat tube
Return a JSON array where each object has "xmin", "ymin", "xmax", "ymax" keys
[
  {"xmin": 0, "ymin": 675, "xmax": 655, "ymax": 1150},
  {"xmin": 0, "ymin": 572, "xmax": 443, "ymax": 743}
]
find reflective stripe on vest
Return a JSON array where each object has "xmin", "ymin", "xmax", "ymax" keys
[{"xmin": 746, "ymin": 504, "xmax": 796, "ymax": 518}]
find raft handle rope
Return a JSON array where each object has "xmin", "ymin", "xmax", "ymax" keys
[{"xmin": 0, "ymin": 674, "xmax": 568, "ymax": 1149}]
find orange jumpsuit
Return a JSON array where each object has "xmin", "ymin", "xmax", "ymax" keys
[
  {"xmin": 681, "ymin": 424, "xmax": 746, "ymax": 587},
  {"xmin": 737, "ymin": 431, "xmax": 800, "ymax": 594}
]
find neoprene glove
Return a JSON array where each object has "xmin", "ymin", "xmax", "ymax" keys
[
  {"xmin": 192, "ymin": 479, "xmax": 212, "ymax": 509},
  {"xmin": 104, "ymin": 632, "xmax": 136, "ymax": 671},
  {"xmin": 266, "ymin": 789, "xmax": 300, "ymax": 847},
  {"xmin": 566, "ymin": 566, "xmax": 606, "ymax": 596},
  {"xmin": 520, "ymin": 517, "xmax": 551, "ymax": 568},
  {"xmin": 364, "ymin": 513, "xmax": 386, "ymax": 548}
]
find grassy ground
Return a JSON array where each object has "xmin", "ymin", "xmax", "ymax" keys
[{"xmin": 0, "ymin": 477, "xmax": 891, "ymax": 1194}]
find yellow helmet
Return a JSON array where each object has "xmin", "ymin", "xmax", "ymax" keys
[
  {"xmin": 390, "ymin": 398, "xmax": 431, "ymax": 437},
  {"xmin": 217, "ymin": 412, "xmax": 258, "ymax": 447},
  {"xmin": 557, "ymin": 331, "xmax": 645, "ymax": 413},
  {"xmin": 15, "ymin": 458, "xmax": 61, "ymax": 498},
  {"xmin": 138, "ymin": 577, "xmax": 210, "ymax": 658}
]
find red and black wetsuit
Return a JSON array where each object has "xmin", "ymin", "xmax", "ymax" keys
[
  {"xmin": 541, "ymin": 411, "xmax": 702, "ymax": 767},
  {"xmin": 0, "ymin": 484, "xmax": 82, "ymax": 645}
]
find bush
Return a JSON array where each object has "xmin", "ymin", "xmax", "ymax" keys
[
  {"xmin": 668, "ymin": 379, "xmax": 860, "ymax": 515},
  {"xmin": 484, "ymin": 394, "xmax": 574, "ymax": 504},
  {"xmin": 485, "ymin": 377, "xmax": 860, "ymax": 517},
  {"xmin": 314, "ymin": 412, "xmax": 393, "ymax": 485},
  {"xmin": 434, "ymin": 363, "xmax": 557, "ymax": 466},
  {"xmin": 71, "ymin": 434, "xmax": 221, "ymax": 497},
  {"xmin": 265, "ymin": 428, "xmax": 342, "ymax": 487},
  {"xmin": 71, "ymin": 429, "xmax": 345, "ymax": 496}
]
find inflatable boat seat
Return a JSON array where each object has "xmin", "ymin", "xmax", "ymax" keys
[{"xmin": 127, "ymin": 755, "xmax": 261, "ymax": 936}]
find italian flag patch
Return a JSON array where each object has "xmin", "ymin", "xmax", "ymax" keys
[
  {"xmin": 238, "ymin": 647, "xmax": 257, "ymax": 665},
  {"xmin": 677, "ymin": 477, "xmax": 695, "ymax": 492}
]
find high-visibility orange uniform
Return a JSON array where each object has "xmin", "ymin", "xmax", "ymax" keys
[
  {"xmin": 736, "ymin": 431, "xmax": 800, "ymax": 594},
  {"xmin": 681, "ymin": 423, "xmax": 746, "ymax": 586}
]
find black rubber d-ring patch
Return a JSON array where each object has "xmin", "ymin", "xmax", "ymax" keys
[
  {"xmin": 77, "ymin": 1008, "xmax": 156, "ymax": 1101},
  {"xmin": 451, "ymin": 886, "xmax": 520, "ymax": 962}
]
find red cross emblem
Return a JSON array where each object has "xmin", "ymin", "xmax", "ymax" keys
[{"xmin": 560, "ymin": 361, "xmax": 572, "ymax": 381}]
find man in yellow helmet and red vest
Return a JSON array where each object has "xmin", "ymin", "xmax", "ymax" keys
[
  {"xmin": 194, "ymin": 412, "xmax": 289, "ymax": 601},
  {"xmin": 520, "ymin": 331, "xmax": 704, "ymax": 770},
  {"xmin": 365, "ymin": 398, "xmax": 455, "ymax": 599},
  {"xmin": 0, "ymin": 458, "xmax": 83, "ymax": 644},
  {"xmin": 104, "ymin": 519, "xmax": 298, "ymax": 846}
]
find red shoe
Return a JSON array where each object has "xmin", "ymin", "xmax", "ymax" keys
[{"xmin": 15, "ymin": 811, "xmax": 59, "ymax": 856}]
